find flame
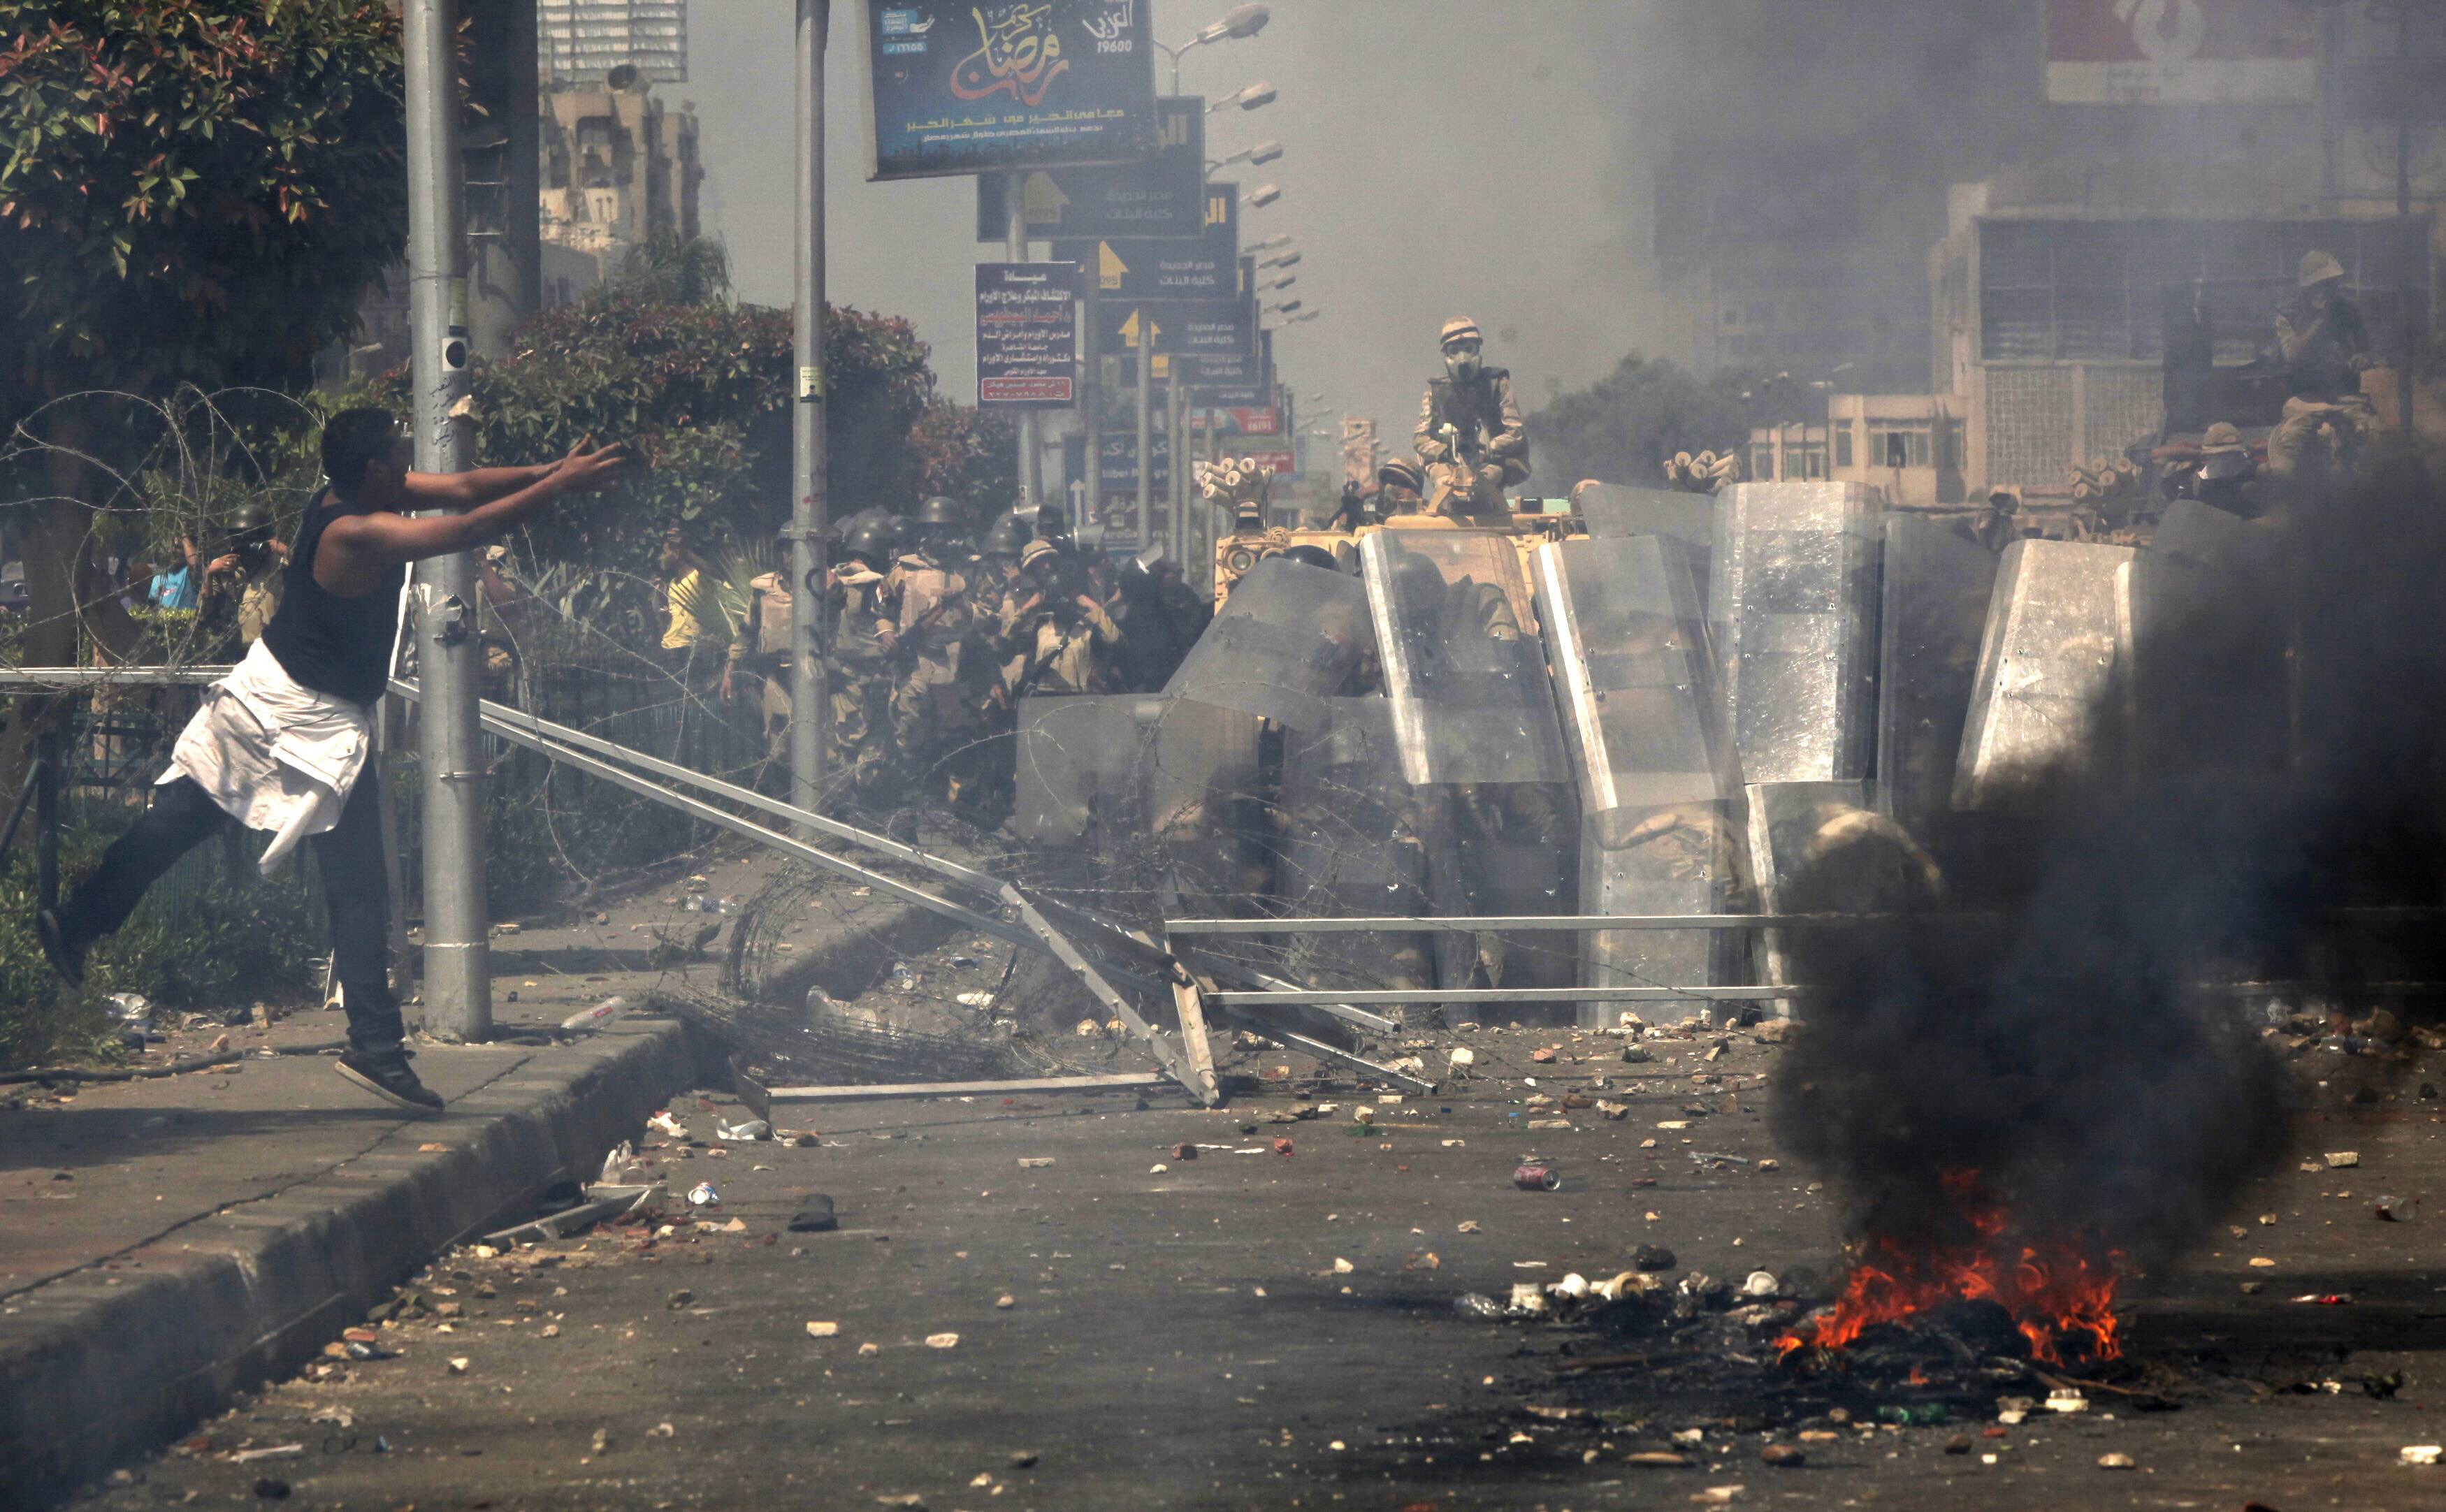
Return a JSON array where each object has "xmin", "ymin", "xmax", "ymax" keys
[{"xmin": 1780, "ymin": 1170, "xmax": 2123, "ymax": 1367}]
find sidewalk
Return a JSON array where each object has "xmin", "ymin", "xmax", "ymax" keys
[{"xmin": 0, "ymin": 999, "xmax": 697, "ymax": 1504}]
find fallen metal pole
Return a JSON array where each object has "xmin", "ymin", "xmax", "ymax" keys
[
  {"xmin": 461, "ymin": 690, "xmax": 1004, "ymax": 894},
  {"xmin": 756, "ymin": 1073, "xmax": 1167, "ymax": 1105},
  {"xmin": 1167, "ymin": 913, "xmax": 1983, "ymax": 934},
  {"xmin": 1212, "ymin": 986, "xmax": 1802, "ymax": 1007},
  {"xmin": 390, "ymin": 678, "xmax": 1038, "ymax": 956}
]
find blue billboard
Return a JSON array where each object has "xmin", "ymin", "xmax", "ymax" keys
[{"xmin": 866, "ymin": 1, "xmax": 1159, "ymax": 182}]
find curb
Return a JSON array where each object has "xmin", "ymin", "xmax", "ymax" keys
[{"xmin": 0, "ymin": 1017, "xmax": 700, "ymax": 1506}]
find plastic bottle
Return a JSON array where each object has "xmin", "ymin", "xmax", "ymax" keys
[{"xmin": 559, "ymin": 996, "xmax": 630, "ymax": 1035}]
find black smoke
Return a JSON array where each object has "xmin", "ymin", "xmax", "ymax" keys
[{"xmin": 1771, "ymin": 456, "xmax": 2446, "ymax": 1270}]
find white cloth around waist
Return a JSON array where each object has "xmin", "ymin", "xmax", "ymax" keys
[{"xmin": 164, "ymin": 638, "xmax": 373, "ymax": 875}]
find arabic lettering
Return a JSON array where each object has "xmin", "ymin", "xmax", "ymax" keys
[{"xmin": 949, "ymin": 3, "xmax": 1071, "ymax": 108}]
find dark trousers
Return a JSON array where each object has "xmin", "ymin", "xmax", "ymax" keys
[{"xmin": 57, "ymin": 761, "xmax": 404, "ymax": 1052}]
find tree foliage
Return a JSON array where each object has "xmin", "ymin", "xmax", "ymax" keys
[
  {"xmin": 366, "ymin": 293, "xmax": 1011, "ymax": 566},
  {"xmin": 0, "ymin": 0, "xmax": 408, "ymax": 416},
  {"xmin": 1527, "ymin": 353, "xmax": 1760, "ymax": 492}
]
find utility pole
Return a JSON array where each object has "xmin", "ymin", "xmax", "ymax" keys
[
  {"xmin": 1136, "ymin": 310, "xmax": 1155, "ymax": 548},
  {"xmin": 1007, "ymin": 173, "xmax": 1041, "ymax": 512},
  {"xmin": 1169, "ymin": 375, "xmax": 1189, "ymax": 562},
  {"xmin": 1080, "ymin": 259, "xmax": 1101, "ymax": 530},
  {"xmin": 465, "ymin": 0, "xmax": 541, "ymax": 358},
  {"xmin": 403, "ymin": 0, "xmax": 489, "ymax": 1040},
  {"xmin": 789, "ymin": 0, "xmax": 832, "ymax": 824}
]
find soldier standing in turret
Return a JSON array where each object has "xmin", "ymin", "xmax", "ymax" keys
[{"xmin": 1415, "ymin": 318, "xmax": 1530, "ymax": 519}]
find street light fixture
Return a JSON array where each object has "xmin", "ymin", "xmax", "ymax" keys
[
  {"xmin": 1259, "ymin": 249, "xmax": 1301, "ymax": 269},
  {"xmin": 1266, "ymin": 298, "xmax": 1303, "ymax": 314},
  {"xmin": 1262, "ymin": 274, "xmax": 1296, "ymax": 292},
  {"xmin": 1208, "ymin": 81, "xmax": 1278, "ymax": 112},
  {"xmin": 1249, "ymin": 233, "xmax": 1294, "ymax": 253},
  {"xmin": 1157, "ymin": 5, "xmax": 1271, "ymax": 92},
  {"xmin": 1242, "ymin": 182, "xmax": 1282, "ymax": 210},
  {"xmin": 1208, "ymin": 140, "xmax": 1283, "ymax": 170}
]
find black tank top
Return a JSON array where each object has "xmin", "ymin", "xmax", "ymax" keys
[{"xmin": 260, "ymin": 487, "xmax": 407, "ymax": 706}]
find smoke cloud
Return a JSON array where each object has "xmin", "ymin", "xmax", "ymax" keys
[{"xmin": 1771, "ymin": 458, "xmax": 2446, "ymax": 1271}]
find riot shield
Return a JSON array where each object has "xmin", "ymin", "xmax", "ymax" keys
[
  {"xmin": 1161, "ymin": 556, "xmax": 1374, "ymax": 732},
  {"xmin": 1709, "ymin": 481, "xmax": 1884, "ymax": 784},
  {"xmin": 1273, "ymin": 697, "xmax": 1437, "ymax": 1001},
  {"xmin": 1744, "ymin": 780, "xmax": 1872, "ymax": 988},
  {"xmin": 1145, "ymin": 697, "xmax": 1271, "ymax": 920},
  {"xmin": 1876, "ymin": 516, "xmax": 1998, "ymax": 843},
  {"xmin": 2126, "ymin": 500, "xmax": 2287, "ymax": 777},
  {"xmin": 1575, "ymin": 485, "xmax": 1717, "ymax": 611},
  {"xmin": 1359, "ymin": 529, "xmax": 1570, "ymax": 787},
  {"xmin": 1953, "ymin": 538, "xmax": 2134, "ymax": 811},
  {"xmin": 1012, "ymin": 695, "xmax": 1150, "ymax": 848},
  {"xmin": 1532, "ymin": 535, "xmax": 1746, "ymax": 1024}
]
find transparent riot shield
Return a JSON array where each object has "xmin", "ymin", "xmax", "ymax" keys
[
  {"xmin": 1272, "ymin": 697, "xmax": 1438, "ymax": 1001},
  {"xmin": 1575, "ymin": 485, "xmax": 1717, "ymax": 610},
  {"xmin": 1532, "ymin": 535, "xmax": 1746, "ymax": 1024},
  {"xmin": 1012, "ymin": 695, "xmax": 1150, "ymax": 848},
  {"xmin": 1359, "ymin": 529, "xmax": 1570, "ymax": 787},
  {"xmin": 1953, "ymin": 538, "xmax": 2134, "ymax": 811},
  {"xmin": 1876, "ymin": 516, "xmax": 1999, "ymax": 844},
  {"xmin": 1145, "ymin": 697, "xmax": 1271, "ymax": 921},
  {"xmin": 1161, "ymin": 555, "xmax": 1373, "ymax": 732},
  {"xmin": 1709, "ymin": 481, "xmax": 1883, "ymax": 784},
  {"xmin": 1744, "ymin": 780, "xmax": 1871, "ymax": 988},
  {"xmin": 2126, "ymin": 500, "xmax": 2287, "ymax": 778}
]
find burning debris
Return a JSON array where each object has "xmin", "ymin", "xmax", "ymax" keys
[{"xmin": 1763, "ymin": 460, "xmax": 2446, "ymax": 1378}]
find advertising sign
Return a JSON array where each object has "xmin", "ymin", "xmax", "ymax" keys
[
  {"xmin": 1097, "ymin": 428, "xmax": 1171, "ymax": 492},
  {"xmin": 976, "ymin": 261, "xmax": 1081, "ymax": 408},
  {"xmin": 1092, "ymin": 299, "xmax": 1252, "ymax": 359},
  {"xmin": 2044, "ymin": 0, "xmax": 2315, "ymax": 104},
  {"xmin": 976, "ymin": 96, "xmax": 1205, "ymax": 239},
  {"xmin": 866, "ymin": 1, "xmax": 1157, "ymax": 181},
  {"xmin": 1054, "ymin": 184, "xmax": 1238, "ymax": 304}
]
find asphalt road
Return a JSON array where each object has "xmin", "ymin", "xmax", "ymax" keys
[{"xmin": 61, "ymin": 1024, "xmax": 2446, "ymax": 1511}]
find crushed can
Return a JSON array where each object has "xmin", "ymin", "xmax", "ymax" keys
[
  {"xmin": 686, "ymin": 1182, "xmax": 721, "ymax": 1207},
  {"xmin": 1513, "ymin": 1163, "xmax": 1562, "ymax": 1192}
]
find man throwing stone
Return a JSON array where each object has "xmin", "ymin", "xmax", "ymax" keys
[{"xmin": 36, "ymin": 408, "xmax": 635, "ymax": 1114}]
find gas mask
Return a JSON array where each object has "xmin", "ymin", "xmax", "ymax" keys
[{"xmin": 1443, "ymin": 340, "xmax": 1482, "ymax": 382}]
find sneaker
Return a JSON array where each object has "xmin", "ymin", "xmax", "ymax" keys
[
  {"xmin": 36, "ymin": 909, "xmax": 85, "ymax": 987},
  {"xmin": 335, "ymin": 1048, "xmax": 445, "ymax": 1114}
]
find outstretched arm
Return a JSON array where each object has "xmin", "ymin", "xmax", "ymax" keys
[
  {"xmin": 315, "ymin": 442, "xmax": 637, "ymax": 597},
  {"xmin": 404, "ymin": 463, "xmax": 556, "ymax": 509}
]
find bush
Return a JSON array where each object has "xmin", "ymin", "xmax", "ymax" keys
[{"xmin": 0, "ymin": 820, "xmax": 323, "ymax": 1069}]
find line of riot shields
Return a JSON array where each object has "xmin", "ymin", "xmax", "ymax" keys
[{"xmin": 1009, "ymin": 481, "xmax": 2282, "ymax": 1027}]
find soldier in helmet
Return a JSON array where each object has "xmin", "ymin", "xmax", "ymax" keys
[
  {"xmin": 2185, "ymin": 421, "xmax": 2264, "ymax": 517},
  {"xmin": 881, "ymin": 495, "xmax": 980, "ymax": 811},
  {"xmin": 200, "ymin": 503, "xmax": 289, "ymax": 657},
  {"xmin": 825, "ymin": 514, "xmax": 900, "ymax": 808},
  {"xmin": 2267, "ymin": 250, "xmax": 2376, "ymax": 480},
  {"xmin": 1415, "ymin": 318, "xmax": 1530, "ymax": 519}
]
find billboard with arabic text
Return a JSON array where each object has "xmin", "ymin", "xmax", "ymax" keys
[
  {"xmin": 865, "ymin": 1, "xmax": 1159, "ymax": 181},
  {"xmin": 2044, "ymin": 0, "xmax": 2314, "ymax": 104}
]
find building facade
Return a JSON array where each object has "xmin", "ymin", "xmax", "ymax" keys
[{"xmin": 538, "ymin": 84, "xmax": 703, "ymax": 304}]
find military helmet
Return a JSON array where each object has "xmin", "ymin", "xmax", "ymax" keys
[
  {"xmin": 2299, "ymin": 250, "xmax": 2346, "ymax": 288},
  {"xmin": 980, "ymin": 510, "xmax": 1029, "ymax": 558},
  {"xmin": 2199, "ymin": 421, "xmax": 2252, "ymax": 481},
  {"xmin": 1019, "ymin": 537, "xmax": 1062, "ymax": 572},
  {"xmin": 228, "ymin": 504, "xmax": 272, "ymax": 534},
  {"xmin": 1377, "ymin": 458, "xmax": 1424, "ymax": 492},
  {"xmin": 914, "ymin": 495, "xmax": 967, "ymax": 529},
  {"xmin": 1278, "ymin": 544, "xmax": 1340, "ymax": 572},
  {"xmin": 842, "ymin": 516, "xmax": 898, "ymax": 565},
  {"xmin": 1438, "ymin": 317, "xmax": 1482, "ymax": 348}
]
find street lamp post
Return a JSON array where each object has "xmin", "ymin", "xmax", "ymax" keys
[
  {"xmin": 788, "ymin": 0, "xmax": 831, "ymax": 827},
  {"xmin": 403, "ymin": 0, "xmax": 488, "ymax": 1040},
  {"xmin": 1154, "ymin": 3, "xmax": 1271, "ymax": 92}
]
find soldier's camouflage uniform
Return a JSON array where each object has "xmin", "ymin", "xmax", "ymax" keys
[
  {"xmin": 829, "ymin": 561, "xmax": 895, "ymax": 799},
  {"xmin": 881, "ymin": 548, "xmax": 977, "ymax": 801},
  {"xmin": 1415, "ymin": 367, "xmax": 1530, "ymax": 518}
]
